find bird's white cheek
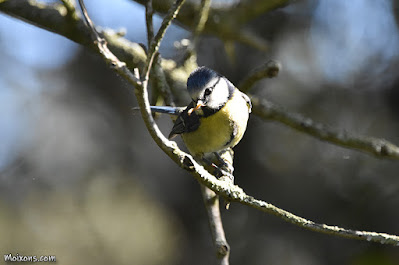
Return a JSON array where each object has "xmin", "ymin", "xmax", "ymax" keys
[{"xmin": 208, "ymin": 82, "xmax": 229, "ymax": 108}]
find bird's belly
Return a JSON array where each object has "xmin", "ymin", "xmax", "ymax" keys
[{"xmin": 182, "ymin": 93, "xmax": 249, "ymax": 156}]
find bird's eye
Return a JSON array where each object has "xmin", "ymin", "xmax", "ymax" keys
[{"xmin": 204, "ymin": 88, "xmax": 212, "ymax": 97}]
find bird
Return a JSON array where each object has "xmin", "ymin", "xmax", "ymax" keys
[{"xmin": 151, "ymin": 66, "xmax": 252, "ymax": 178}]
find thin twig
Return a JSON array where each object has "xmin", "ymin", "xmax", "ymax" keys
[
  {"xmin": 193, "ymin": 0, "xmax": 212, "ymax": 38},
  {"xmin": 251, "ymin": 96, "xmax": 399, "ymax": 159},
  {"xmin": 78, "ymin": 0, "xmax": 98, "ymax": 40},
  {"xmin": 145, "ymin": 0, "xmax": 160, "ymax": 107},
  {"xmin": 145, "ymin": 0, "xmax": 154, "ymax": 48},
  {"xmin": 183, "ymin": 0, "xmax": 212, "ymax": 64},
  {"xmin": 75, "ymin": 0, "xmax": 399, "ymax": 248},
  {"xmin": 60, "ymin": 0, "xmax": 78, "ymax": 20},
  {"xmin": 138, "ymin": 0, "xmax": 188, "ymax": 150},
  {"xmin": 131, "ymin": 0, "xmax": 288, "ymax": 50},
  {"xmin": 235, "ymin": 58, "xmax": 399, "ymax": 160},
  {"xmin": 145, "ymin": 0, "xmax": 176, "ymax": 107},
  {"xmin": 153, "ymin": 55, "xmax": 176, "ymax": 106},
  {"xmin": 143, "ymin": 0, "xmax": 186, "ymax": 81},
  {"xmin": 232, "ymin": 0, "xmax": 292, "ymax": 24},
  {"xmin": 239, "ymin": 60, "xmax": 281, "ymax": 93},
  {"xmin": 135, "ymin": 0, "xmax": 185, "ymax": 154},
  {"xmin": 200, "ymin": 185, "xmax": 230, "ymax": 265},
  {"xmin": 77, "ymin": 0, "xmax": 139, "ymax": 84},
  {"xmin": 224, "ymin": 183, "xmax": 399, "ymax": 246}
]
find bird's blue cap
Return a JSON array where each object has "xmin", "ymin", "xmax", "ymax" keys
[{"xmin": 187, "ymin": 66, "xmax": 219, "ymax": 94}]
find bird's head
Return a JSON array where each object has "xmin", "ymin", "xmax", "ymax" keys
[{"xmin": 186, "ymin": 67, "xmax": 231, "ymax": 113}]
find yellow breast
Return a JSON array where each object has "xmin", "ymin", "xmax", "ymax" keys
[{"xmin": 182, "ymin": 91, "xmax": 250, "ymax": 156}]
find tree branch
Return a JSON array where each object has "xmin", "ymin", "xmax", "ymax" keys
[
  {"xmin": 145, "ymin": 0, "xmax": 175, "ymax": 108},
  {"xmin": 3, "ymin": 0, "xmax": 398, "ymax": 249},
  {"xmin": 145, "ymin": 0, "xmax": 154, "ymax": 48},
  {"xmin": 232, "ymin": 0, "xmax": 293, "ymax": 24},
  {"xmin": 227, "ymin": 184, "xmax": 399, "ymax": 246},
  {"xmin": 251, "ymin": 96, "xmax": 399, "ymax": 159},
  {"xmin": 0, "ymin": 1, "xmax": 145, "ymax": 65},
  {"xmin": 143, "ymin": 0, "xmax": 186, "ymax": 81},
  {"xmin": 193, "ymin": 0, "xmax": 212, "ymax": 37},
  {"xmin": 0, "ymin": 0, "xmax": 191, "ymax": 91},
  {"xmin": 60, "ymin": 0, "xmax": 78, "ymax": 21},
  {"xmin": 182, "ymin": 0, "xmax": 212, "ymax": 64},
  {"xmin": 239, "ymin": 60, "xmax": 281, "ymax": 93},
  {"xmin": 200, "ymin": 185, "xmax": 230, "ymax": 264},
  {"xmin": 132, "ymin": 0, "xmax": 291, "ymax": 50}
]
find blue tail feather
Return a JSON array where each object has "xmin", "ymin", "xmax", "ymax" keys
[{"xmin": 133, "ymin": 106, "xmax": 184, "ymax": 115}]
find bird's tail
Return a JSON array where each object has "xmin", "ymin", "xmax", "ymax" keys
[{"xmin": 132, "ymin": 106, "xmax": 184, "ymax": 116}]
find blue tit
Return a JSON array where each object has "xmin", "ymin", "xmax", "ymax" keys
[{"xmin": 151, "ymin": 66, "xmax": 251, "ymax": 175}]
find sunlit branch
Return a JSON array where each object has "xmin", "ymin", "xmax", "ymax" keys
[
  {"xmin": 142, "ymin": 0, "xmax": 186, "ymax": 81},
  {"xmin": 251, "ymin": 96, "xmax": 399, "ymax": 160},
  {"xmin": 145, "ymin": 0, "xmax": 176, "ymax": 107}
]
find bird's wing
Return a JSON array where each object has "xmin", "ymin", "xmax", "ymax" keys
[
  {"xmin": 168, "ymin": 102, "xmax": 201, "ymax": 139},
  {"xmin": 240, "ymin": 91, "xmax": 252, "ymax": 113}
]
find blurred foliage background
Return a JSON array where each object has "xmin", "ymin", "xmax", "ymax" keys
[{"xmin": 1, "ymin": 0, "xmax": 399, "ymax": 264}]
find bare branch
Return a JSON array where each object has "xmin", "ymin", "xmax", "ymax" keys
[
  {"xmin": 60, "ymin": 0, "xmax": 78, "ymax": 21},
  {"xmin": 131, "ymin": 0, "xmax": 278, "ymax": 50},
  {"xmin": 0, "ymin": 0, "xmax": 191, "ymax": 91},
  {"xmin": 152, "ymin": 55, "xmax": 176, "ymax": 107},
  {"xmin": 190, "ymin": 163, "xmax": 399, "ymax": 246},
  {"xmin": 145, "ymin": 0, "xmax": 154, "ymax": 48},
  {"xmin": 74, "ymin": 0, "xmax": 172, "ymax": 150},
  {"xmin": 251, "ymin": 96, "xmax": 399, "ymax": 159},
  {"xmin": 138, "ymin": 0, "xmax": 186, "ymax": 144},
  {"xmin": 0, "ymin": 1, "xmax": 146, "ymax": 67},
  {"xmin": 77, "ymin": 0, "xmax": 139, "ymax": 85},
  {"xmin": 224, "ymin": 183, "xmax": 399, "ymax": 246},
  {"xmin": 239, "ymin": 60, "xmax": 282, "ymax": 93},
  {"xmin": 143, "ymin": 0, "xmax": 186, "ymax": 81},
  {"xmin": 232, "ymin": 0, "xmax": 293, "ymax": 24},
  {"xmin": 193, "ymin": 0, "xmax": 212, "ymax": 37},
  {"xmin": 145, "ymin": 0, "xmax": 176, "ymax": 107},
  {"xmin": 78, "ymin": 0, "xmax": 100, "ymax": 44},
  {"xmin": 200, "ymin": 185, "xmax": 230, "ymax": 264},
  {"xmin": 181, "ymin": 0, "xmax": 212, "ymax": 79}
]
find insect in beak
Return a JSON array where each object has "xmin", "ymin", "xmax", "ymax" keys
[{"xmin": 188, "ymin": 100, "xmax": 204, "ymax": 115}]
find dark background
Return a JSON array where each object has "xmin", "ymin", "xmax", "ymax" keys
[{"xmin": 1, "ymin": 0, "xmax": 399, "ymax": 264}]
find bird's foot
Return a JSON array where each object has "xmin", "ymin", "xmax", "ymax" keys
[{"xmin": 214, "ymin": 167, "xmax": 234, "ymax": 182}]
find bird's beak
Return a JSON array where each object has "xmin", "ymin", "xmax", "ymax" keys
[{"xmin": 188, "ymin": 100, "xmax": 204, "ymax": 115}]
